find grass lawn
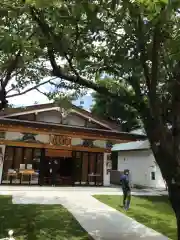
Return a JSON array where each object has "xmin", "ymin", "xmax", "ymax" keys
[
  {"xmin": 0, "ymin": 195, "xmax": 89, "ymax": 240},
  {"xmin": 94, "ymin": 195, "xmax": 176, "ymax": 240}
]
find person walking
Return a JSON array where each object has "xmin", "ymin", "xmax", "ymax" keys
[{"xmin": 120, "ymin": 169, "xmax": 131, "ymax": 210}]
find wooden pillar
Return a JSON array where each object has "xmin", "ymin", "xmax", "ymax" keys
[{"xmin": 39, "ymin": 148, "xmax": 45, "ymax": 185}]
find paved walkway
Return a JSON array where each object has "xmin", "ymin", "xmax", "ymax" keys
[
  {"xmin": 0, "ymin": 185, "xmax": 168, "ymax": 196},
  {"xmin": 0, "ymin": 186, "xmax": 169, "ymax": 240}
]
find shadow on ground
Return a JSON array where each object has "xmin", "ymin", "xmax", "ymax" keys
[{"xmin": 0, "ymin": 196, "xmax": 89, "ymax": 240}]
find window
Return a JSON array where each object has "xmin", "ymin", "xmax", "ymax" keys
[
  {"xmin": 2, "ymin": 147, "xmax": 42, "ymax": 184},
  {"xmin": 3, "ymin": 147, "xmax": 14, "ymax": 173},
  {"xmin": 151, "ymin": 172, "xmax": 156, "ymax": 180},
  {"xmin": 33, "ymin": 149, "xmax": 41, "ymax": 170}
]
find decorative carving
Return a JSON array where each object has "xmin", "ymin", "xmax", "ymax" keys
[
  {"xmin": 73, "ymin": 139, "xmax": 104, "ymax": 148},
  {"xmin": 4, "ymin": 132, "xmax": 45, "ymax": 144},
  {"xmin": 82, "ymin": 139, "xmax": 94, "ymax": 147},
  {"xmin": 106, "ymin": 140, "xmax": 113, "ymax": 148},
  {"xmin": 49, "ymin": 134, "xmax": 71, "ymax": 146},
  {"xmin": 14, "ymin": 133, "xmax": 43, "ymax": 143},
  {"xmin": 22, "ymin": 133, "xmax": 37, "ymax": 141}
]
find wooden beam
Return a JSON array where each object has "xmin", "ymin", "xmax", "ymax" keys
[
  {"xmin": 45, "ymin": 149, "xmax": 72, "ymax": 157},
  {"xmin": 0, "ymin": 125, "xmax": 132, "ymax": 143},
  {"xmin": 0, "ymin": 139, "xmax": 111, "ymax": 153}
]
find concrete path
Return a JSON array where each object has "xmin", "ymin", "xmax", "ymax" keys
[
  {"xmin": 0, "ymin": 185, "xmax": 168, "ymax": 196},
  {"xmin": 0, "ymin": 186, "xmax": 169, "ymax": 240}
]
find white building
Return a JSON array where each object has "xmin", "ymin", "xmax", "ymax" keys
[{"xmin": 111, "ymin": 140, "xmax": 166, "ymax": 189}]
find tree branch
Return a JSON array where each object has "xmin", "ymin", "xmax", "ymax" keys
[
  {"xmin": 48, "ymin": 80, "xmax": 79, "ymax": 90},
  {"xmin": 6, "ymin": 77, "xmax": 56, "ymax": 98},
  {"xmin": 151, "ymin": 24, "xmax": 160, "ymax": 95},
  {"xmin": 136, "ymin": 15, "xmax": 151, "ymax": 91},
  {"xmin": 2, "ymin": 49, "xmax": 21, "ymax": 89},
  {"xmin": 48, "ymin": 48, "xmax": 62, "ymax": 74},
  {"xmin": 36, "ymin": 88, "xmax": 49, "ymax": 97},
  {"xmin": 30, "ymin": 6, "xmax": 79, "ymax": 77},
  {"xmin": 65, "ymin": 54, "xmax": 79, "ymax": 76},
  {"xmin": 6, "ymin": 87, "xmax": 15, "ymax": 94},
  {"xmin": 47, "ymin": 48, "xmax": 138, "ymax": 109},
  {"xmin": 30, "ymin": 4, "xmax": 147, "ymax": 113},
  {"xmin": 151, "ymin": 5, "xmax": 167, "ymax": 98},
  {"xmin": 30, "ymin": 7, "xmax": 52, "ymax": 40},
  {"xmin": 127, "ymin": 1, "xmax": 151, "ymax": 90}
]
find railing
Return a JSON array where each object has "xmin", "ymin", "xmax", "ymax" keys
[{"xmin": 0, "ymin": 230, "xmax": 15, "ymax": 240}]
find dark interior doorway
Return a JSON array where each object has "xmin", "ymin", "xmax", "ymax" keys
[
  {"xmin": 43, "ymin": 157, "xmax": 74, "ymax": 185},
  {"xmin": 58, "ymin": 157, "xmax": 73, "ymax": 177}
]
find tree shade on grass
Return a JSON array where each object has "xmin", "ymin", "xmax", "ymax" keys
[
  {"xmin": 94, "ymin": 195, "xmax": 176, "ymax": 240},
  {"xmin": 0, "ymin": 195, "xmax": 88, "ymax": 240}
]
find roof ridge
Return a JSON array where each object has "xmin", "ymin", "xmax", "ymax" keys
[{"xmin": 1, "ymin": 102, "xmax": 122, "ymax": 131}]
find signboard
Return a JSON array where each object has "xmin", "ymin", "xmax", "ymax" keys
[
  {"xmin": 49, "ymin": 134, "xmax": 71, "ymax": 146},
  {"xmin": 45, "ymin": 149, "xmax": 72, "ymax": 157}
]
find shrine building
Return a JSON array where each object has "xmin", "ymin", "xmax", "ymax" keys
[{"xmin": 0, "ymin": 103, "xmax": 146, "ymax": 186}]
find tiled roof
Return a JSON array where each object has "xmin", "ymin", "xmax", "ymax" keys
[{"xmin": 0, "ymin": 102, "xmax": 121, "ymax": 131}]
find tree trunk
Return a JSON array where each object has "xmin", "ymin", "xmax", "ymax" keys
[
  {"xmin": 168, "ymin": 182, "xmax": 180, "ymax": 239},
  {"xmin": 144, "ymin": 124, "xmax": 180, "ymax": 238}
]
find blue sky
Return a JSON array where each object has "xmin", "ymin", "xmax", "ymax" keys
[{"xmin": 73, "ymin": 95, "xmax": 93, "ymax": 110}]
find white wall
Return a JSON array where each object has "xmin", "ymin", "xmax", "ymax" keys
[
  {"xmin": 26, "ymin": 109, "xmax": 106, "ymax": 128},
  {"xmin": 103, "ymin": 153, "xmax": 111, "ymax": 186},
  {"xmin": 5, "ymin": 132, "xmax": 23, "ymax": 140},
  {"xmin": 117, "ymin": 150, "xmax": 165, "ymax": 189},
  {"xmin": 36, "ymin": 111, "xmax": 61, "ymax": 124},
  {"xmin": 36, "ymin": 111, "xmax": 86, "ymax": 127},
  {"xmin": 65, "ymin": 113, "xmax": 85, "ymax": 126},
  {"xmin": 0, "ymin": 145, "xmax": 6, "ymax": 183}
]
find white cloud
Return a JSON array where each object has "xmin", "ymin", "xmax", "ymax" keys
[
  {"xmin": 8, "ymin": 84, "xmax": 94, "ymax": 108},
  {"xmin": 8, "ymin": 82, "xmax": 51, "ymax": 107},
  {"xmin": 8, "ymin": 89, "xmax": 50, "ymax": 107}
]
